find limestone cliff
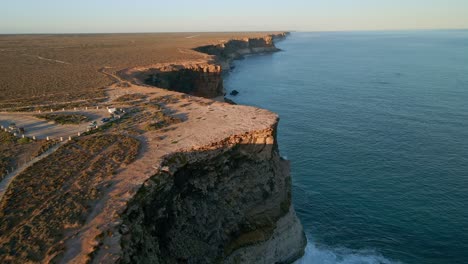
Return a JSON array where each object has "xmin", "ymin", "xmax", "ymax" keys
[
  {"xmin": 119, "ymin": 64, "xmax": 223, "ymax": 98},
  {"xmin": 118, "ymin": 33, "xmax": 289, "ymax": 98},
  {"xmin": 98, "ymin": 32, "xmax": 306, "ymax": 264},
  {"xmin": 194, "ymin": 32, "xmax": 289, "ymax": 70},
  {"xmin": 119, "ymin": 121, "xmax": 306, "ymax": 264}
]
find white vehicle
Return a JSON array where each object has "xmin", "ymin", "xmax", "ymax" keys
[{"xmin": 88, "ymin": 121, "xmax": 98, "ymax": 129}]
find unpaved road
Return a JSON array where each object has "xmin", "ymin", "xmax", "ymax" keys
[{"xmin": 0, "ymin": 109, "xmax": 110, "ymax": 139}]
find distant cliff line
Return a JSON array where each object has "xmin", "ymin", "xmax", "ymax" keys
[
  {"xmin": 193, "ymin": 32, "xmax": 289, "ymax": 71},
  {"xmin": 117, "ymin": 32, "xmax": 290, "ymax": 99}
]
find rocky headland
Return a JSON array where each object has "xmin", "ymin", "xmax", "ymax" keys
[{"xmin": 0, "ymin": 32, "xmax": 305, "ymax": 263}]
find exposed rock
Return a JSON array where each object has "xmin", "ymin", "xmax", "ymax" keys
[
  {"xmin": 119, "ymin": 63, "xmax": 223, "ymax": 98},
  {"xmin": 118, "ymin": 33, "xmax": 289, "ymax": 99},
  {"xmin": 194, "ymin": 33, "xmax": 287, "ymax": 71},
  {"xmin": 119, "ymin": 122, "xmax": 306, "ymax": 264},
  {"xmin": 230, "ymin": 90, "xmax": 239, "ymax": 96},
  {"xmin": 225, "ymin": 206, "xmax": 306, "ymax": 264}
]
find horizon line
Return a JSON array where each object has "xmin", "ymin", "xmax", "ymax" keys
[{"xmin": 1, "ymin": 27, "xmax": 468, "ymax": 36}]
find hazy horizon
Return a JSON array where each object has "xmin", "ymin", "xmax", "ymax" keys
[
  {"xmin": 1, "ymin": 28, "xmax": 468, "ymax": 36},
  {"xmin": 2, "ymin": 0, "xmax": 468, "ymax": 34}
]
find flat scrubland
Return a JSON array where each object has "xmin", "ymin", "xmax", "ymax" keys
[
  {"xmin": 0, "ymin": 134, "xmax": 140, "ymax": 262},
  {"xmin": 0, "ymin": 32, "xmax": 280, "ymax": 107},
  {"xmin": 0, "ymin": 91, "xmax": 198, "ymax": 262},
  {"xmin": 0, "ymin": 130, "xmax": 55, "ymax": 179}
]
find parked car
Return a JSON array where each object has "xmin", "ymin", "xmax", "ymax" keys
[
  {"xmin": 101, "ymin": 118, "xmax": 110, "ymax": 123},
  {"xmin": 88, "ymin": 121, "xmax": 97, "ymax": 129}
]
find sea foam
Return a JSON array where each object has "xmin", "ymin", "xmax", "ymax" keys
[{"xmin": 294, "ymin": 240, "xmax": 401, "ymax": 264}]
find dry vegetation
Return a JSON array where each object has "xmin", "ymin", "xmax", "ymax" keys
[
  {"xmin": 113, "ymin": 93, "xmax": 148, "ymax": 105},
  {"xmin": 34, "ymin": 113, "xmax": 89, "ymax": 125},
  {"xmin": 143, "ymin": 111, "xmax": 182, "ymax": 131},
  {"xmin": 114, "ymin": 93, "xmax": 148, "ymax": 103},
  {"xmin": 0, "ymin": 134, "xmax": 140, "ymax": 263},
  {"xmin": 0, "ymin": 131, "xmax": 54, "ymax": 179},
  {"xmin": 0, "ymin": 32, "xmax": 281, "ymax": 106},
  {"xmin": 0, "ymin": 96, "xmax": 107, "ymax": 112},
  {"xmin": 89, "ymin": 102, "xmax": 183, "ymax": 136}
]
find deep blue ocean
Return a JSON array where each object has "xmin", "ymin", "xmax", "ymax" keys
[{"xmin": 224, "ymin": 31, "xmax": 468, "ymax": 264}]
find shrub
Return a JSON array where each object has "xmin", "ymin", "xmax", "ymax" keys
[
  {"xmin": 35, "ymin": 113, "xmax": 89, "ymax": 125},
  {"xmin": 143, "ymin": 111, "xmax": 181, "ymax": 131},
  {"xmin": 0, "ymin": 134, "xmax": 140, "ymax": 262},
  {"xmin": 17, "ymin": 137, "xmax": 31, "ymax": 144}
]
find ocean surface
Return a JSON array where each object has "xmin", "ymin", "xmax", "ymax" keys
[{"xmin": 224, "ymin": 31, "xmax": 468, "ymax": 264}]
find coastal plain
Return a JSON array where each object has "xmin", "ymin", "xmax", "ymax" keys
[{"xmin": 0, "ymin": 32, "xmax": 281, "ymax": 106}]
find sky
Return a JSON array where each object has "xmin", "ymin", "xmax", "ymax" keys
[{"xmin": 1, "ymin": 0, "xmax": 468, "ymax": 34}]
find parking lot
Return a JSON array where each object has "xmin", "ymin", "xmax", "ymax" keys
[{"xmin": 0, "ymin": 109, "xmax": 110, "ymax": 140}]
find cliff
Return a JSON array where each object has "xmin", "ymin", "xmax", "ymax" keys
[
  {"xmin": 114, "ymin": 32, "xmax": 306, "ymax": 264},
  {"xmin": 118, "ymin": 32, "xmax": 289, "ymax": 98},
  {"xmin": 119, "ymin": 122, "xmax": 306, "ymax": 263},
  {"xmin": 119, "ymin": 63, "xmax": 224, "ymax": 98},
  {"xmin": 0, "ymin": 32, "xmax": 306, "ymax": 264},
  {"xmin": 194, "ymin": 32, "xmax": 289, "ymax": 70}
]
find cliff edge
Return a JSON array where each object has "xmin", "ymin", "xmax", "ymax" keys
[
  {"xmin": 119, "ymin": 116, "xmax": 306, "ymax": 263},
  {"xmin": 118, "ymin": 32, "xmax": 289, "ymax": 98}
]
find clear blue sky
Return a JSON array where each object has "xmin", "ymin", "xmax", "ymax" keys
[{"xmin": 2, "ymin": 0, "xmax": 468, "ymax": 33}]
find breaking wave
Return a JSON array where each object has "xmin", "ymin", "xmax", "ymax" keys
[{"xmin": 294, "ymin": 240, "xmax": 402, "ymax": 264}]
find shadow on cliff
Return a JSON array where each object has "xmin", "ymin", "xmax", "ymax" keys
[
  {"xmin": 144, "ymin": 69, "xmax": 224, "ymax": 98},
  {"xmin": 118, "ymin": 140, "xmax": 306, "ymax": 264}
]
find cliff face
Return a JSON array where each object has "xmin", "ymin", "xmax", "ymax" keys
[
  {"xmin": 119, "ymin": 121, "xmax": 306, "ymax": 264},
  {"xmin": 112, "ymin": 32, "xmax": 306, "ymax": 264},
  {"xmin": 143, "ymin": 64, "xmax": 223, "ymax": 98},
  {"xmin": 119, "ymin": 33, "xmax": 289, "ymax": 98},
  {"xmin": 194, "ymin": 33, "xmax": 288, "ymax": 70}
]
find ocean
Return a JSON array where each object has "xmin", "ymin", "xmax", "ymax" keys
[{"xmin": 224, "ymin": 31, "xmax": 468, "ymax": 264}]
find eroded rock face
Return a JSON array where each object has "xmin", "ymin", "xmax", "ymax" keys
[
  {"xmin": 119, "ymin": 124, "xmax": 306, "ymax": 264},
  {"xmin": 194, "ymin": 33, "xmax": 288, "ymax": 70},
  {"xmin": 143, "ymin": 64, "xmax": 224, "ymax": 98},
  {"xmin": 118, "ymin": 33, "xmax": 289, "ymax": 99}
]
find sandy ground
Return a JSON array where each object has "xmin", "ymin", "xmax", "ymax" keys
[{"xmin": 0, "ymin": 109, "xmax": 110, "ymax": 140}]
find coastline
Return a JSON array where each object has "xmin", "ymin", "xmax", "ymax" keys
[
  {"xmin": 194, "ymin": 32, "xmax": 307, "ymax": 263},
  {"xmin": 217, "ymin": 31, "xmax": 468, "ymax": 264},
  {"xmin": 0, "ymin": 32, "xmax": 306, "ymax": 263},
  {"xmin": 116, "ymin": 31, "xmax": 307, "ymax": 264}
]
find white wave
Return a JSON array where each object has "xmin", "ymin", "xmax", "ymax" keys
[{"xmin": 294, "ymin": 240, "xmax": 402, "ymax": 264}]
